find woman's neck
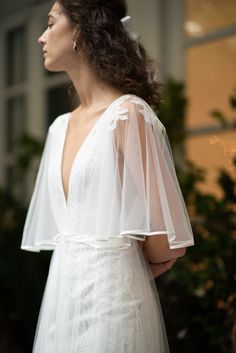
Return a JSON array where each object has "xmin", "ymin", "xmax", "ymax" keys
[{"xmin": 66, "ymin": 54, "xmax": 124, "ymax": 109}]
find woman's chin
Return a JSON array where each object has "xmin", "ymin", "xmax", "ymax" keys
[{"xmin": 43, "ymin": 60, "xmax": 62, "ymax": 73}]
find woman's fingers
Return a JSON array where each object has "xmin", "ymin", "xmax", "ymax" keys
[{"xmin": 149, "ymin": 258, "xmax": 177, "ymax": 278}]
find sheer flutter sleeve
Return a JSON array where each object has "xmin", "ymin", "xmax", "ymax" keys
[
  {"xmin": 20, "ymin": 126, "xmax": 58, "ymax": 252},
  {"xmin": 108, "ymin": 96, "xmax": 194, "ymax": 249}
]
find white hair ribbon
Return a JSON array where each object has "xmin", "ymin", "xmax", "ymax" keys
[
  {"xmin": 120, "ymin": 16, "xmax": 141, "ymax": 58},
  {"xmin": 120, "ymin": 16, "xmax": 141, "ymax": 42}
]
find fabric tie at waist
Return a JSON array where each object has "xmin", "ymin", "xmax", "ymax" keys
[
  {"xmin": 52, "ymin": 233, "xmax": 93, "ymax": 244},
  {"xmin": 52, "ymin": 233, "xmax": 132, "ymax": 250}
]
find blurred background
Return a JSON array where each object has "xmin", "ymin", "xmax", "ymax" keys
[{"xmin": 0, "ymin": 0, "xmax": 235, "ymax": 352}]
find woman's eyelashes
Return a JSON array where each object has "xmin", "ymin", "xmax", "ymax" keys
[{"xmin": 47, "ymin": 23, "xmax": 53, "ymax": 29}]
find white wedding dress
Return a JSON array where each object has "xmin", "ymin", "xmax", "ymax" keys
[{"xmin": 21, "ymin": 94, "xmax": 194, "ymax": 353}]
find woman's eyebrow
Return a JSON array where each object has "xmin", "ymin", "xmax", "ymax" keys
[{"xmin": 47, "ymin": 10, "xmax": 61, "ymax": 20}]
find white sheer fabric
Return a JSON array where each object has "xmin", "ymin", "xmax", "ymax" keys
[
  {"xmin": 32, "ymin": 239, "xmax": 169, "ymax": 353},
  {"xmin": 21, "ymin": 94, "xmax": 194, "ymax": 353},
  {"xmin": 21, "ymin": 94, "xmax": 194, "ymax": 252}
]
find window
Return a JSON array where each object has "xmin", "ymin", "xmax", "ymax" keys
[
  {"xmin": 185, "ymin": 35, "xmax": 236, "ymax": 129},
  {"xmin": 4, "ymin": 25, "xmax": 27, "ymax": 195},
  {"xmin": 5, "ymin": 95, "xmax": 26, "ymax": 196},
  {"xmin": 5, "ymin": 95, "xmax": 26, "ymax": 153},
  {"xmin": 184, "ymin": 0, "xmax": 236, "ymax": 197},
  {"xmin": 185, "ymin": 0, "xmax": 236, "ymax": 37},
  {"xmin": 46, "ymin": 84, "xmax": 72, "ymax": 128},
  {"xmin": 6, "ymin": 26, "xmax": 27, "ymax": 86}
]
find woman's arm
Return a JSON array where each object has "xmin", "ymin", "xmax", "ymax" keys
[
  {"xmin": 142, "ymin": 234, "xmax": 186, "ymax": 263},
  {"xmin": 137, "ymin": 239, "xmax": 180, "ymax": 278}
]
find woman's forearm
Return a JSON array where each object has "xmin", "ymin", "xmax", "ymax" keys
[{"xmin": 142, "ymin": 234, "xmax": 186, "ymax": 263}]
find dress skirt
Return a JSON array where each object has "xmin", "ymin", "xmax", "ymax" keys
[{"xmin": 32, "ymin": 238, "xmax": 170, "ymax": 353}]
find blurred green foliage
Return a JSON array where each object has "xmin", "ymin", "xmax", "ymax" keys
[{"xmin": 0, "ymin": 137, "xmax": 51, "ymax": 353}]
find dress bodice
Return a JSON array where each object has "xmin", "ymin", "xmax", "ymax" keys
[
  {"xmin": 21, "ymin": 94, "xmax": 194, "ymax": 252},
  {"xmin": 48, "ymin": 95, "xmax": 135, "ymax": 249}
]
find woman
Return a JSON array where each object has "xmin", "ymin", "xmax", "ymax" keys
[{"xmin": 21, "ymin": 1, "xmax": 194, "ymax": 352}]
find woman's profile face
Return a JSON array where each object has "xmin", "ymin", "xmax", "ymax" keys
[{"xmin": 38, "ymin": 1, "xmax": 76, "ymax": 72}]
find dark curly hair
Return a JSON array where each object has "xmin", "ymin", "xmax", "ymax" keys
[{"xmin": 57, "ymin": 0, "xmax": 163, "ymax": 111}]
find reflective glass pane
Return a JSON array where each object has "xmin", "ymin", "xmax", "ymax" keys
[
  {"xmin": 6, "ymin": 26, "xmax": 27, "ymax": 85},
  {"xmin": 185, "ymin": 0, "xmax": 236, "ymax": 38},
  {"xmin": 185, "ymin": 35, "xmax": 236, "ymax": 129},
  {"xmin": 6, "ymin": 95, "xmax": 26, "ymax": 153},
  {"xmin": 185, "ymin": 131, "xmax": 236, "ymax": 197},
  {"xmin": 5, "ymin": 95, "xmax": 27, "ymax": 196},
  {"xmin": 46, "ymin": 84, "xmax": 72, "ymax": 128}
]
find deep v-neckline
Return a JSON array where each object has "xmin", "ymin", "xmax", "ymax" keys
[{"xmin": 59, "ymin": 94, "xmax": 129, "ymax": 207}]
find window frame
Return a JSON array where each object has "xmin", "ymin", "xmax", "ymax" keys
[{"xmin": 0, "ymin": 1, "xmax": 70, "ymax": 196}]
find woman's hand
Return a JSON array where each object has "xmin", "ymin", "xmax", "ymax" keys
[
  {"xmin": 149, "ymin": 259, "xmax": 177, "ymax": 278},
  {"xmin": 136, "ymin": 239, "xmax": 180, "ymax": 278}
]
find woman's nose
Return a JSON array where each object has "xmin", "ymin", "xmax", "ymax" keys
[{"xmin": 38, "ymin": 32, "xmax": 46, "ymax": 45}]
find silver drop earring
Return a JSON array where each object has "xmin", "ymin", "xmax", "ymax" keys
[{"xmin": 73, "ymin": 40, "xmax": 78, "ymax": 53}]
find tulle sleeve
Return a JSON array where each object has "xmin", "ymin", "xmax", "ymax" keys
[
  {"xmin": 110, "ymin": 97, "xmax": 194, "ymax": 249},
  {"xmin": 20, "ymin": 126, "xmax": 58, "ymax": 252}
]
